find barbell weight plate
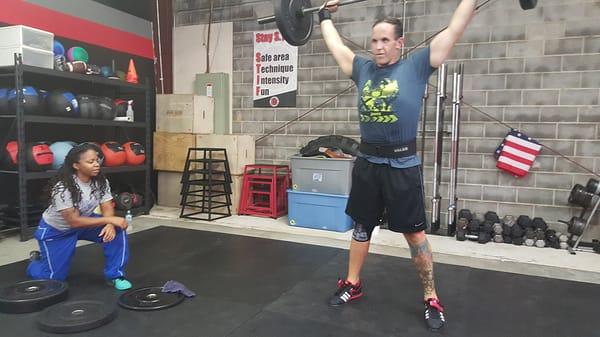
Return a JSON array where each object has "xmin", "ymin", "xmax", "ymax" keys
[
  {"xmin": 37, "ymin": 300, "xmax": 117, "ymax": 334},
  {"xmin": 0, "ymin": 279, "xmax": 68, "ymax": 314},
  {"xmin": 275, "ymin": 0, "xmax": 313, "ymax": 46},
  {"xmin": 519, "ymin": 0, "xmax": 537, "ymax": 10},
  {"xmin": 118, "ymin": 286, "xmax": 184, "ymax": 311}
]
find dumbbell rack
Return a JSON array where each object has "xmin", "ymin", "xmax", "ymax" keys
[
  {"xmin": 179, "ymin": 148, "xmax": 233, "ymax": 221},
  {"xmin": 568, "ymin": 196, "xmax": 600, "ymax": 255}
]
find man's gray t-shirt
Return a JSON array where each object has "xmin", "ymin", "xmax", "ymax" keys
[{"xmin": 42, "ymin": 176, "xmax": 113, "ymax": 230}]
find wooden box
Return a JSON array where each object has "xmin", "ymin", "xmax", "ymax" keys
[
  {"xmin": 195, "ymin": 134, "xmax": 255, "ymax": 175},
  {"xmin": 153, "ymin": 132, "xmax": 195, "ymax": 172},
  {"xmin": 156, "ymin": 94, "xmax": 214, "ymax": 134}
]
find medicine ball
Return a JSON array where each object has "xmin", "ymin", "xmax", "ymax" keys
[
  {"xmin": 101, "ymin": 142, "xmax": 126, "ymax": 167},
  {"xmin": 27, "ymin": 142, "xmax": 53, "ymax": 171},
  {"xmin": 2, "ymin": 141, "xmax": 18, "ymax": 169},
  {"xmin": 46, "ymin": 90, "xmax": 79, "ymax": 117},
  {"xmin": 0, "ymin": 88, "xmax": 8, "ymax": 114},
  {"xmin": 131, "ymin": 192, "xmax": 143, "ymax": 208},
  {"xmin": 79, "ymin": 142, "xmax": 104, "ymax": 165},
  {"xmin": 8, "ymin": 86, "xmax": 41, "ymax": 115},
  {"xmin": 123, "ymin": 142, "xmax": 145, "ymax": 165},
  {"xmin": 53, "ymin": 41, "xmax": 65, "ymax": 56},
  {"xmin": 96, "ymin": 96, "xmax": 116, "ymax": 120},
  {"xmin": 49, "ymin": 141, "xmax": 75, "ymax": 170},
  {"xmin": 66, "ymin": 46, "xmax": 89, "ymax": 62},
  {"xmin": 113, "ymin": 192, "xmax": 133, "ymax": 210},
  {"xmin": 77, "ymin": 95, "xmax": 100, "ymax": 119}
]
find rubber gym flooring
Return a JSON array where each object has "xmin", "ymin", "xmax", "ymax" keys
[{"xmin": 0, "ymin": 225, "xmax": 598, "ymax": 337}]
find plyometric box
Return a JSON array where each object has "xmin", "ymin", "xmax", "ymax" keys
[
  {"xmin": 156, "ymin": 94, "xmax": 214, "ymax": 134},
  {"xmin": 153, "ymin": 132, "xmax": 196, "ymax": 172},
  {"xmin": 153, "ymin": 133, "xmax": 255, "ymax": 175}
]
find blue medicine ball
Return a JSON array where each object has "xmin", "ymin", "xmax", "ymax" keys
[
  {"xmin": 0, "ymin": 88, "xmax": 8, "ymax": 114},
  {"xmin": 8, "ymin": 86, "xmax": 41, "ymax": 115},
  {"xmin": 46, "ymin": 90, "xmax": 79, "ymax": 117},
  {"xmin": 49, "ymin": 141, "xmax": 75, "ymax": 170},
  {"xmin": 53, "ymin": 40, "xmax": 65, "ymax": 56}
]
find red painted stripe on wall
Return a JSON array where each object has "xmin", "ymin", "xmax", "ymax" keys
[{"xmin": 0, "ymin": 0, "xmax": 153, "ymax": 59}]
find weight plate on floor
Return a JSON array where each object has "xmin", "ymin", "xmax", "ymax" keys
[
  {"xmin": 0, "ymin": 279, "xmax": 68, "ymax": 313},
  {"xmin": 274, "ymin": 0, "xmax": 313, "ymax": 46},
  {"xmin": 118, "ymin": 286, "xmax": 184, "ymax": 311},
  {"xmin": 37, "ymin": 300, "xmax": 117, "ymax": 334}
]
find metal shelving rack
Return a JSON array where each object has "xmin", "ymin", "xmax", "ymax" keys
[{"xmin": 0, "ymin": 55, "xmax": 152, "ymax": 241}]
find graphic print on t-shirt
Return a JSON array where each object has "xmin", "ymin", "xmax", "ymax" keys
[{"xmin": 359, "ymin": 78, "xmax": 399, "ymax": 123}]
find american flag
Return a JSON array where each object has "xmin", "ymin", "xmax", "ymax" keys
[{"xmin": 495, "ymin": 130, "xmax": 542, "ymax": 178}]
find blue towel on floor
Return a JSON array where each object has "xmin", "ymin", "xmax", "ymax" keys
[{"xmin": 162, "ymin": 280, "xmax": 196, "ymax": 298}]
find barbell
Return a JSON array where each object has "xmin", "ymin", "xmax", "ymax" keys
[{"xmin": 257, "ymin": 0, "xmax": 539, "ymax": 46}]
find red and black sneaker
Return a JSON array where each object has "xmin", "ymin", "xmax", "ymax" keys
[
  {"xmin": 424, "ymin": 298, "xmax": 446, "ymax": 331},
  {"xmin": 328, "ymin": 278, "xmax": 363, "ymax": 306}
]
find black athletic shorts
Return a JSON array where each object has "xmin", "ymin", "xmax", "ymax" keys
[{"xmin": 345, "ymin": 157, "xmax": 427, "ymax": 233}]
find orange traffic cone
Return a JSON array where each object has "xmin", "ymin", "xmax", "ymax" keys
[{"xmin": 126, "ymin": 58, "xmax": 138, "ymax": 84}]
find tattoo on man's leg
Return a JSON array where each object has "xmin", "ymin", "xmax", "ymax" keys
[{"xmin": 409, "ymin": 239, "xmax": 432, "ymax": 259}]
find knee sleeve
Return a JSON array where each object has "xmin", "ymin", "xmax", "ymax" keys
[{"xmin": 352, "ymin": 222, "xmax": 375, "ymax": 242}]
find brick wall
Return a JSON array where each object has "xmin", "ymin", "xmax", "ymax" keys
[{"xmin": 174, "ymin": 0, "xmax": 600, "ymax": 238}]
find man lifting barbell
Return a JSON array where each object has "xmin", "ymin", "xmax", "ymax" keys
[{"xmin": 319, "ymin": 0, "xmax": 479, "ymax": 331}]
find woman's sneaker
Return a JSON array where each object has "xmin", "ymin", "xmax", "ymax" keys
[
  {"xmin": 108, "ymin": 277, "xmax": 132, "ymax": 291},
  {"xmin": 328, "ymin": 278, "xmax": 363, "ymax": 306},
  {"xmin": 424, "ymin": 298, "xmax": 446, "ymax": 331}
]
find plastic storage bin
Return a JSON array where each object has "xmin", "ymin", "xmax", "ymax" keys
[
  {"xmin": 287, "ymin": 190, "xmax": 353, "ymax": 232},
  {"xmin": 290, "ymin": 155, "xmax": 354, "ymax": 195},
  {"xmin": 0, "ymin": 45, "xmax": 53, "ymax": 68},
  {"xmin": 0, "ymin": 25, "xmax": 54, "ymax": 51}
]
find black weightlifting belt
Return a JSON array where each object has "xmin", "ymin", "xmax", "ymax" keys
[{"xmin": 359, "ymin": 139, "xmax": 417, "ymax": 158}]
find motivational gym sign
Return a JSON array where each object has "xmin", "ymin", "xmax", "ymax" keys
[{"xmin": 253, "ymin": 29, "xmax": 297, "ymax": 108}]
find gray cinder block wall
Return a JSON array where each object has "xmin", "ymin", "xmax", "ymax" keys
[{"xmin": 174, "ymin": 0, "xmax": 600, "ymax": 239}]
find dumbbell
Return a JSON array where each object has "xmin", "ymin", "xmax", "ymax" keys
[
  {"xmin": 481, "ymin": 220, "xmax": 494, "ymax": 234},
  {"xmin": 456, "ymin": 218, "xmax": 468, "ymax": 241},
  {"xmin": 484, "ymin": 211, "xmax": 500, "ymax": 224},
  {"xmin": 532, "ymin": 217, "xmax": 548, "ymax": 231},
  {"xmin": 513, "ymin": 237, "xmax": 524, "ymax": 246},
  {"xmin": 468, "ymin": 219, "xmax": 481, "ymax": 233},
  {"xmin": 517, "ymin": 215, "xmax": 532, "ymax": 229},
  {"xmin": 478, "ymin": 232, "xmax": 491, "ymax": 244},
  {"xmin": 458, "ymin": 209, "xmax": 473, "ymax": 222},
  {"xmin": 525, "ymin": 238, "xmax": 535, "ymax": 247},
  {"xmin": 503, "ymin": 235, "xmax": 513, "ymax": 244},
  {"xmin": 511, "ymin": 225, "xmax": 524, "ymax": 239},
  {"xmin": 493, "ymin": 234, "xmax": 503, "ymax": 243},
  {"xmin": 492, "ymin": 223, "xmax": 503, "ymax": 235},
  {"xmin": 502, "ymin": 215, "xmax": 516, "ymax": 227}
]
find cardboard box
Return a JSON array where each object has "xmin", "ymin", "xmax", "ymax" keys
[{"xmin": 156, "ymin": 94, "xmax": 214, "ymax": 134}]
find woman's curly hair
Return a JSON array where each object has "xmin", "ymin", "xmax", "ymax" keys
[{"xmin": 46, "ymin": 143, "xmax": 108, "ymax": 209}]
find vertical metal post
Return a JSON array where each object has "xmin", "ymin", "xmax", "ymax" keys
[
  {"xmin": 14, "ymin": 54, "xmax": 29, "ymax": 241},
  {"xmin": 447, "ymin": 64, "xmax": 464, "ymax": 236},
  {"xmin": 420, "ymin": 83, "xmax": 428, "ymax": 162},
  {"xmin": 431, "ymin": 64, "xmax": 447, "ymax": 234}
]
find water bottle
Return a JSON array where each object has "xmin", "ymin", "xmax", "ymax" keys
[{"xmin": 125, "ymin": 210, "xmax": 133, "ymax": 233}]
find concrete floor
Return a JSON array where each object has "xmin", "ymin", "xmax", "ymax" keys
[{"xmin": 1, "ymin": 205, "xmax": 599, "ymax": 284}]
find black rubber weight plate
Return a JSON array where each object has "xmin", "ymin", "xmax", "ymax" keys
[
  {"xmin": 37, "ymin": 300, "xmax": 117, "ymax": 334},
  {"xmin": 0, "ymin": 279, "xmax": 68, "ymax": 314},
  {"xmin": 118, "ymin": 286, "xmax": 185, "ymax": 311}
]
